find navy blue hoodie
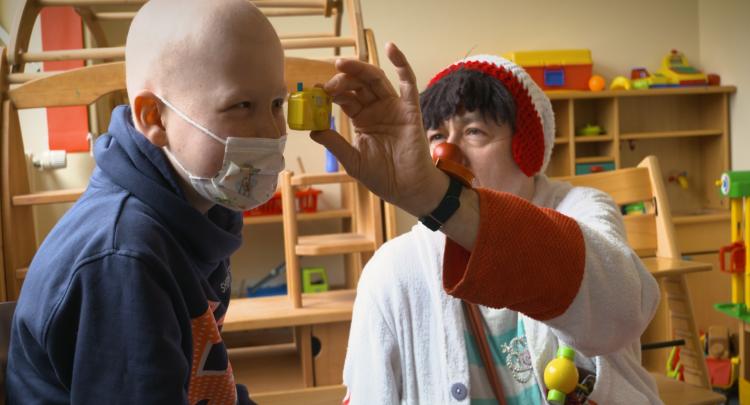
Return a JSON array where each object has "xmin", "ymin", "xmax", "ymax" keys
[{"xmin": 6, "ymin": 105, "xmax": 254, "ymax": 405}]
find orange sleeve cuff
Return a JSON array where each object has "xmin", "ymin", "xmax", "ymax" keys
[{"xmin": 443, "ymin": 188, "xmax": 586, "ymax": 320}]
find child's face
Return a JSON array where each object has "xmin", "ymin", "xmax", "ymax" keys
[
  {"xmin": 160, "ymin": 24, "xmax": 287, "ymax": 180},
  {"xmin": 426, "ymin": 110, "xmax": 528, "ymax": 194}
]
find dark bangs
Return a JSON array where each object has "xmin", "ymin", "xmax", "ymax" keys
[{"xmin": 420, "ymin": 68, "xmax": 516, "ymax": 131}]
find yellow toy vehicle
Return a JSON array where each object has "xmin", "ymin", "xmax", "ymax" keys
[{"xmin": 657, "ymin": 49, "xmax": 707, "ymax": 86}]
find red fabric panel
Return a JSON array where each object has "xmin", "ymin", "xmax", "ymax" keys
[{"xmin": 40, "ymin": 7, "xmax": 89, "ymax": 152}]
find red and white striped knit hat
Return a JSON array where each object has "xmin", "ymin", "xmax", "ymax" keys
[{"xmin": 427, "ymin": 55, "xmax": 555, "ymax": 177}]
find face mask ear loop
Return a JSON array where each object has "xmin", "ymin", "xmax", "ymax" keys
[
  {"xmin": 162, "ymin": 146, "xmax": 199, "ymax": 180},
  {"xmin": 154, "ymin": 94, "xmax": 228, "ymax": 145}
]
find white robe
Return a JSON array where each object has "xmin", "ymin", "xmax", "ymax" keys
[{"xmin": 343, "ymin": 175, "xmax": 663, "ymax": 404}]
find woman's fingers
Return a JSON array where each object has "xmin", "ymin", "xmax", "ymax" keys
[
  {"xmin": 331, "ymin": 92, "xmax": 364, "ymax": 118},
  {"xmin": 324, "ymin": 74, "xmax": 379, "ymax": 105},
  {"xmin": 385, "ymin": 42, "xmax": 419, "ymax": 105},
  {"xmin": 329, "ymin": 58, "xmax": 397, "ymax": 100}
]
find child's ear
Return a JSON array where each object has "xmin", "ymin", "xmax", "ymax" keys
[{"xmin": 132, "ymin": 91, "xmax": 168, "ymax": 147}]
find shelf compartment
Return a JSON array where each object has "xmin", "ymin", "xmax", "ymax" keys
[
  {"xmin": 552, "ymin": 99, "xmax": 573, "ymax": 139},
  {"xmin": 673, "ymin": 209, "xmax": 731, "ymax": 254},
  {"xmin": 573, "ymin": 98, "xmax": 616, "ymax": 141},
  {"xmin": 618, "ymin": 93, "xmax": 726, "ymax": 134},
  {"xmin": 574, "ymin": 135, "xmax": 614, "ymax": 143},
  {"xmin": 576, "ymin": 156, "xmax": 615, "ymax": 163},
  {"xmin": 619, "ymin": 136, "xmax": 727, "ymax": 216},
  {"xmin": 575, "ymin": 156, "xmax": 614, "ymax": 164},
  {"xmin": 620, "ymin": 129, "xmax": 723, "ymax": 141},
  {"xmin": 223, "ymin": 289, "xmax": 355, "ymax": 332},
  {"xmin": 229, "ymin": 343, "xmax": 306, "ymax": 393}
]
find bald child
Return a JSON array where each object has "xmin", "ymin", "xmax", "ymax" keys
[{"xmin": 6, "ymin": 1, "xmax": 287, "ymax": 403}]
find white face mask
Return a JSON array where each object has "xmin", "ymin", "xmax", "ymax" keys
[{"xmin": 156, "ymin": 95, "xmax": 287, "ymax": 211}]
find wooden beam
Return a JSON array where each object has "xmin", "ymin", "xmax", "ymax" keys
[
  {"xmin": 18, "ymin": 46, "xmax": 125, "ymax": 64},
  {"xmin": 12, "ymin": 188, "xmax": 85, "ymax": 206},
  {"xmin": 9, "ymin": 62, "xmax": 125, "ymax": 109}
]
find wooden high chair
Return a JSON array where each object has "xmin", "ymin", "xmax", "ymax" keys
[
  {"xmin": 6, "ymin": 0, "xmax": 369, "ymax": 84},
  {"xmin": 564, "ymin": 155, "xmax": 725, "ymax": 405},
  {"xmin": 0, "ymin": 58, "xmax": 126, "ymax": 300}
]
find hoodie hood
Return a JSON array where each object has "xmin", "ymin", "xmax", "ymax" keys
[{"xmin": 94, "ymin": 105, "xmax": 243, "ymax": 268}]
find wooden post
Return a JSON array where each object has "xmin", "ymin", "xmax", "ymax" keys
[{"xmin": 281, "ymin": 170, "xmax": 302, "ymax": 308}]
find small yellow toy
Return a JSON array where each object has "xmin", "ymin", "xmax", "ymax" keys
[
  {"xmin": 544, "ymin": 346, "xmax": 579, "ymax": 404},
  {"xmin": 609, "ymin": 76, "xmax": 631, "ymax": 91},
  {"xmin": 287, "ymin": 82, "xmax": 332, "ymax": 131}
]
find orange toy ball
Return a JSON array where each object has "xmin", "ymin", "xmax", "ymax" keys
[{"xmin": 588, "ymin": 75, "xmax": 606, "ymax": 92}]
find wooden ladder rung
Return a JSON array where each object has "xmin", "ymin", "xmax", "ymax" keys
[
  {"xmin": 263, "ymin": 8, "xmax": 326, "ymax": 17},
  {"xmin": 8, "ymin": 72, "xmax": 56, "ymax": 84},
  {"xmin": 295, "ymin": 233, "xmax": 375, "ymax": 256},
  {"xmin": 669, "ymin": 311, "xmax": 692, "ymax": 322},
  {"xmin": 38, "ymin": 0, "xmax": 146, "ymax": 6},
  {"xmin": 253, "ymin": 0, "xmax": 327, "ymax": 7},
  {"xmin": 291, "ymin": 172, "xmax": 354, "ymax": 186},
  {"xmin": 19, "ymin": 47, "xmax": 125, "ymax": 64},
  {"xmin": 16, "ymin": 268, "xmax": 28, "ymax": 281},
  {"xmin": 281, "ymin": 37, "xmax": 355, "ymax": 51},
  {"xmin": 13, "ymin": 188, "xmax": 85, "ymax": 206},
  {"xmin": 94, "ymin": 11, "xmax": 137, "ymax": 20},
  {"xmin": 278, "ymin": 32, "xmax": 335, "ymax": 40}
]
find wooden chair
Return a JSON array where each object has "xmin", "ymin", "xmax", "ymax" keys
[
  {"xmin": 1, "ymin": 60, "xmax": 125, "ymax": 300},
  {"xmin": 279, "ymin": 169, "xmax": 382, "ymax": 309},
  {"xmin": 0, "ymin": 301, "xmax": 17, "ymax": 405},
  {"xmin": 6, "ymin": 0, "xmax": 369, "ymax": 84},
  {"xmin": 0, "ymin": 48, "xmax": 8, "ymax": 302},
  {"xmin": 564, "ymin": 155, "xmax": 725, "ymax": 405}
]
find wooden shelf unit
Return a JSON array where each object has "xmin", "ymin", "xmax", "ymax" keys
[{"xmin": 547, "ymin": 86, "xmax": 735, "ymax": 255}]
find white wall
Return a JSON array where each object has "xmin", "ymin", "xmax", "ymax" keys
[
  {"xmin": 698, "ymin": 0, "xmax": 750, "ymax": 171},
  {"xmin": 360, "ymin": 0, "xmax": 705, "ymax": 234}
]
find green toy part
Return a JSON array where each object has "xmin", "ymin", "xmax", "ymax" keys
[{"xmin": 302, "ymin": 267, "xmax": 329, "ymax": 293}]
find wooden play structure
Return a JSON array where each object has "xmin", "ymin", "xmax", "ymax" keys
[
  {"xmin": 0, "ymin": 2, "xmax": 739, "ymax": 403},
  {"xmin": 0, "ymin": 0, "xmax": 390, "ymax": 402},
  {"xmin": 565, "ymin": 156, "xmax": 725, "ymax": 405},
  {"xmin": 5, "ymin": 0, "xmax": 369, "ymax": 83},
  {"xmin": 714, "ymin": 171, "xmax": 750, "ymax": 403},
  {"xmin": 0, "ymin": 54, "xmax": 379, "ymax": 402}
]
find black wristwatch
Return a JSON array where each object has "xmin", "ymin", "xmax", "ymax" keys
[{"xmin": 418, "ymin": 175, "xmax": 463, "ymax": 231}]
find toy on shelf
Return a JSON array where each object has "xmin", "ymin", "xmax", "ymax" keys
[
  {"xmin": 588, "ymin": 75, "xmax": 605, "ymax": 91},
  {"xmin": 576, "ymin": 124, "xmax": 604, "ymax": 136},
  {"xmin": 544, "ymin": 346, "xmax": 579, "ymax": 405},
  {"xmin": 245, "ymin": 262, "xmax": 287, "ymax": 297},
  {"xmin": 708, "ymin": 73, "xmax": 722, "ymax": 86},
  {"xmin": 713, "ymin": 170, "xmax": 750, "ymax": 403},
  {"xmin": 658, "ymin": 49, "xmax": 708, "ymax": 86},
  {"xmin": 575, "ymin": 161, "xmax": 615, "ymax": 175},
  {"xmin": 609, "ymin": 76, "xmax": 631, "ymax": 90},
  {"xmin": 244, "ymin": 191, "xmax": 283, "ymax": 217},
  {"xmin": 302, "ymin": 267, "xmax": 330, "ymax": 293},
  {"xmin": 287, "ymin": 82, "xmax": 333, "ymax": 131},
  {"xmin": 629, "ymin": 67, "xmax": 674, "ymax": 89},
  {"xmin": 622, "ymin": 201, "xmax": 647, "ymax": 216},
  {"xmin": 703, "ymin": 325, "xmax": 740, "ymax": 391},
  {"xmin": 668, "ymin": 171, "xmax": 689, "ymax": 189},
  {"xmin": 503, "ymin": 49, "xmax": 593, "ymax": 91}
]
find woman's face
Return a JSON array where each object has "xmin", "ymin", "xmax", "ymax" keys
[{"xmin": 426, "ymin": 109, "xmax": 531, "ymax": 195}]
